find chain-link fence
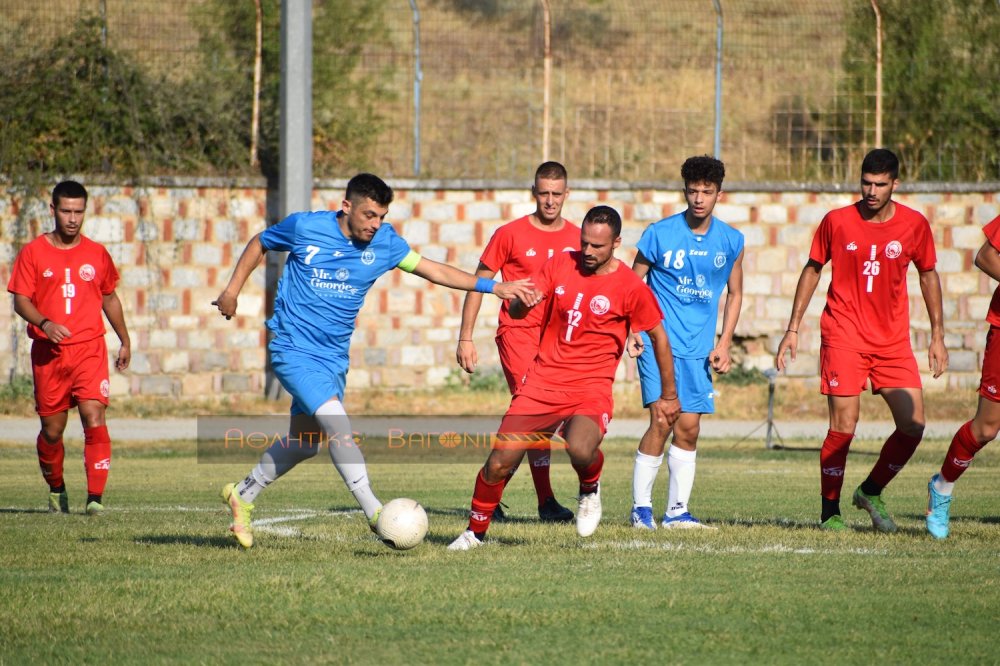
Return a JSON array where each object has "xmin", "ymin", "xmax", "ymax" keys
[{"xmin": 2, "ymin": 0, "xmax": 997, "ymax": 183}]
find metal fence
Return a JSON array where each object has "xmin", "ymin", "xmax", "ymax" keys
[{"xmin": 3, "ymin": 0, "xmax": 997, "ymax": 183}]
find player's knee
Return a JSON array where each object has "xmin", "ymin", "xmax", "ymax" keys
[
  {"xmin": 900, "ymin": 421, "xmax": 925, "ymax": 440},
  {"xmin": 485, "ymin": 458, "xmax": 514, "ymax": 482}
]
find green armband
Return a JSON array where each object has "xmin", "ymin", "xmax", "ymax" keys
[{"xmin": 397, "ymin": 250, "xmax": 422, "ymax": 273}]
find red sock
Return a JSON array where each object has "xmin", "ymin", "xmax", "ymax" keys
[
  {"xmin": 84, "ymin": 425, "xmax": 112, "ymax": 499},
  {"xmin": 527, "ymin": 448, "xmax": 555, "ymax": 505},
  {"xmin": 573, "ymin": 448, "xmax": 604, "ymax": 494},
  {"xmin": 469, "ymin": 468, "xmax": 506, "ymax": 535},
  {"xmin": 941, "ymin": 420, "xmax": 986, "ymax": 482},
  {"xmin": 868, "ymin": 429, "xmax": 922, "ymax": 489},
  {"xmin": 820, "ymin": 430, "xmax": 853, "ymax": 500},
  {"xmin": 36, "ymin": 433, "xmax": 65, "ymax": 490}
]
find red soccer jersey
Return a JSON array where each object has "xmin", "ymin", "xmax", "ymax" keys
[
  {"xmin": 522, "ymin": 252, "xmax": 663, "ymax": 391},
  {"xmin": 7, "ymin": 235, "xmax": 120, "ymax": 344},
  {"xmin": 480, "ymin": 216, "xmax": 580, "ymax": 331},
  {"xmin": 809, "ymin": 201, "xmax": 936, "ymax": 354},
  {"xmin": 982, "ymin": 215, "xmax": 1000, "ymax": 327}
]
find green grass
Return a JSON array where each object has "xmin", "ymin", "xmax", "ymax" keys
[{"xmin": 1, "ymin": 436, "xmax": 997, "ymax": 665}]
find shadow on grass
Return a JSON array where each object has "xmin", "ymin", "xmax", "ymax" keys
[
  {"xmin": 0, "ymin": 507, "xmax": 58, "ymax": 514},
  {"xmin": 133, "ymin": 534, "xmax": 237, "ymax": 548}
]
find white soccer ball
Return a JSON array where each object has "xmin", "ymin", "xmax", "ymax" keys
[{"xmin": 376, "ymin": 498, "xmax": 428, "ymax": 551}]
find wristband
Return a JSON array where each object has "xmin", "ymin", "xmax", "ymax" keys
[
  {"xmin": 38, "ymin": 318, "xmax": 50, "ymax": 330},
  {"xmin": 786, "ymin": 329, "xmax": 798, "ymax": 334},
  {"xmin": 474, "ymin": 277, "xmax": 497, "ymax": 294}
]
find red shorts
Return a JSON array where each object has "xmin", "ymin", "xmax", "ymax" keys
[
  {"xmin": 31, "ymin": 337, "xmax": 110, "ymax": 416},
  {"xmin": 496, "ymin": 326, "xmax": 541, "ymax": 393},
  {"xmin": 819, "ymin": 344, "xmax": 921, "ymax": 396},
  {"xmin": 496, "ymin": 383, "xmax": 614, "ymax": 446},
  {"xmin": 979, "ymin": 326, "xmax": 1000, "ymax": 402}
]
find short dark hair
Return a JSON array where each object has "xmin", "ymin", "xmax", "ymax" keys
[
  {"xmin": 52, "ymin": 180, "xmax": 88, "ymax": 206},
  {"xmin": 681, "ymin": 155, "xmax": 725, "ymax": 189},
  {"xmin": 582, "ymin": 205, "xmax": 621, "ymax": 238},
  {"xmin": 346, "ymin": 173, "xmax": 393, "ymax": 207},
  {"xmin": 861, "ymin": 148, "xmax": 899, "ymax": 179},
  {"xmin": 534, "ymin": 161, "xmax": 568, "ymax": 183}
]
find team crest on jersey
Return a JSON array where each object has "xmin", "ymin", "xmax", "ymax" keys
[
  {"xmin": 555, "ymin": 285, "xmax": 565, "ymax": 296},
  {"xmin": 79, "ymin": 264, "xmax": 96, "ymax": 281},
  {"xmin": 335, "ymin": 268, "xmax": 350, "ymax": 281},
  {"xmin": 714, "ymin": 252, "xmax": 727, "ymax": 268},
  {"xmin": 43, "ymin": 268, "xmax": 53, "ymax": 278},
  {"xmin": 846, "ymin": 242, "xmax": 858, "ymax": 251},
  {"xmin": 361, "ymin": 249, "xmax": 376, "ymax": 265},
  {"xmin": 884, "ymin": 241, "xmax": 902, "ymax": 259},
  {"xmin": 100, "ymin": 379, "xmax": 110, "ymax": 398},
  {"xmin": 589, "ymin": 295, "xmax": 610, "ymax": 315}
]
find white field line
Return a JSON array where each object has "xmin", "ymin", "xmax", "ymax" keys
[{"xmin": 581, "ymin": 539, "xmax": 887, "ymax": 556}]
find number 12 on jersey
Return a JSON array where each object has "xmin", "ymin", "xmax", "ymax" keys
[{"xmin": 564, "ymin": 292, "xmax": 584, "ymax": 341}]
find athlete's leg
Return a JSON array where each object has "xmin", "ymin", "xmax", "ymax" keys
[
  {"xmin": 632, "ymin": 330, "xmax": 672, "ymax": 510},
  {"xmin": 664, "ymin": 413, "xmax": 702, "ymax": 519},
  {"xmin": 314, "ymin": 399, "xmax": 381, "ymax": 522},
  {"xmin": 562, "ymin": 415, "xmax": 605, "ymax": 537},
  {"xmin": 821, "ymin": 394, "xmax": 860, "ymax": 522},
  {"xmin": 77, "ymin": 400, "xmax": 111, "ymax": 511},
  {"xmin": 861, "ymin": 387, "xmax": 925, "ymax": 495},
  {"xmin": 37, "ymin": 411, "xmax": 69, "ymax": 493}
]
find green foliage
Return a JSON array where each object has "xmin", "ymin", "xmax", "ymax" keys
[
  {"xmin": 192, "ymin": 0, "xmax": 389, "ymax": 180},
  {"xmin": 0, "ymin": 15, "xmax": 247, "ymax": 181},
  {"xmin": 715, "ymin": 365, "xmax": 768, "ymax": 387},
  {"xmin": 0, "ymin": 375, "xmax": 34, "ymax": 408},
  {"xmin": 840, "ymin": 1, "xmax": 1000, "ymax": 180},
  {"xmin": 444, "ymin": 366, "xmax": 509, "ymax": 393}
]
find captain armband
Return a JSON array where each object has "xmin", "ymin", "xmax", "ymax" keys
[{"xmin": 397, "ymin": 250, "xmax": 422, "ymax": 273}]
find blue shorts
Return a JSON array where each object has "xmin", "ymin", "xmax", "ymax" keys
[
  {"xmin": 269, "ymin": 340, "xmax": 348, "ymax": 416},
  {"xmin": 636, "ymin": 330, "xmax": 715, "ymax": 414}
]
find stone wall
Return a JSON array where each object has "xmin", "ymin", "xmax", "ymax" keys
[{"xmin": 2, "ymin": 179, "xmax": 998, "ymax": 399}]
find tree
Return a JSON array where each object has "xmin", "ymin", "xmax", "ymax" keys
[{"xmin": 842, "ymin": 0, "xmax": 999, "ymax": 181}]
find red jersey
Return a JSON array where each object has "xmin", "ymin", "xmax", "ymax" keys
[
  {"xmin": 480, "ymin": 216, "xmax": 580, "ymax": 332},
  {"xmin": 809, "ymin": 201, "xmax": 936, "ymax": 354},
  {"xmin": 522, "ymin": 252, "xmax": 663, "ymax": 391},
  {"xmin": 982, "ymin": 216, "xmax": 1000, "ymax": 327},
  {"xmin": 7, "ymin": 235, "xmax": 120, "ymax": 345}
]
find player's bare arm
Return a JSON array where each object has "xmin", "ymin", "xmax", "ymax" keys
[
  {"xmin": 974, "ymin": 240, "xmax": 1000, "ymax": 282},
  {"xmin": 626, "ymin": 252, "xmax": 655, "ymax": 358},
  {"xmin": 213, "ymin": 232, "xmax": 266, "ymax": 320},
  {"xmin": 918, "ymin": 267, "xmax": 949, "ymax": 378},
  {"xmin": 456, "ymin": 262, "xmax": 498, "ymax": 374},
  {"xmin": 775, "ymin": 259, "xmax": 823, "ymax": 372},
  {"xmin": 711, "ymin": 249, "xmax": 745, "ymax": 373},
  {"xmin": 410, "ymin": 258, "xmax": 537, "ymax": 304},
  {"xmin": 12, "ymin": 293, "xmax": 72, "ymax": 343},
  {"xmin": 646, "ymin": 323, "xmax": 680, "ymax": 426},
  {"xmin": 102, "ymin": 290, "xmax": 132, "ymax": 371}
]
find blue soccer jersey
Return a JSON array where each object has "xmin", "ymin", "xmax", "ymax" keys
[
  {"xmin": 260, "ymin": 211, "xmax": 411, "ymax": 359},
  {"xmin": 636, "ymin": 212, "xmax": 744, "ymax": 359}
]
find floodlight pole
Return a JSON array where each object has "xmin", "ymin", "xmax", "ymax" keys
[
  {"xmin": 280, "ymin": 0, "xmax": 313, "ymax": 219},
  {"xmin": 712, "ymin": 0, "xmax": 723, "ymax": 159}
]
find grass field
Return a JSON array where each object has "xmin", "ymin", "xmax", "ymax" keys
[{"xmin": 1, "ymin": 433, "xmax": 997, "ymax": 665}]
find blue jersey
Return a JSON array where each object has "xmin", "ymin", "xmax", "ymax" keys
[
  {"xmin": 636, "ymin": 212, "xmax": 743, "ymax": 359},
  {"xmin": 260, "ymin": 211, "xmax": 411, "ymax": 359}
]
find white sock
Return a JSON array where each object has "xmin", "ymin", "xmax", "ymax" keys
[
  {"xmin": 933, "ymin": 474, "xmax": 955, "ymax": 496},
  {"xmin": 632, "ymin": 451, "xmax": 663, "ymax": 508},
  {"xmin": 666, "ymin": 445, "xmax": 697, "ymax": 518},
  {"xmin": 236, "ymin": 434, "xmax": 322, "ymax": 503},
  {"xmin": 315, "ymin": 400, "xmax": 382, "ymax": 521}
]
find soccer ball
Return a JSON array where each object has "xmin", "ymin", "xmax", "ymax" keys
[{"xmin": 376, "ymin": 498, "xmax": 428, "ymax": 550}]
